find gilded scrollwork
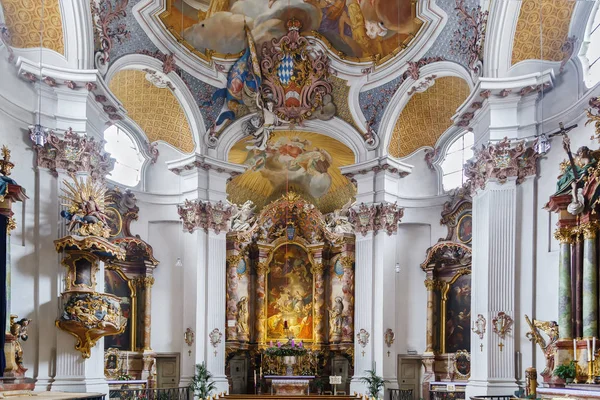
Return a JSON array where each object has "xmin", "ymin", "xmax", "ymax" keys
[{"xmin": 56, "ymin": 292, "xmax": 126, "ymax": 358}]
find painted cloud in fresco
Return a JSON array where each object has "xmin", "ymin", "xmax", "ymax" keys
[{"xmin": 183, "ymin": 0, "xmax": 321, "ymax": 55}]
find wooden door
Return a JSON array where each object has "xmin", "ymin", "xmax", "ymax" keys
[
  {"xmin": 397, "ymin": 356, "xmax": 421, "ymax": 399},
  {"xmin": 229, "ymin": 356, "xmax": 247, "ymax": 394},
  {"xmin": 156, "ymin": 354, "xmax": 180, "ymax": 388}
]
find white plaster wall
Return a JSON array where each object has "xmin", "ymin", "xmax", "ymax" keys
[
  {"xmin": 397, "ymin": 151, "xmax": 441, "ymax": 198},
  {"xmin": 395, "ymin": 223, "xmax": 431, "ymax": 355},
  {"xmin": 143, "ymin": 143, "xmax": 188, "ymax": 195},
  {"xmin": 148, "ymin": 220, "xmax": 184, "ymax": 352}
]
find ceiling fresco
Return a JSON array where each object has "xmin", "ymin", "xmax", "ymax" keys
[
  {"xmin": 227, "ymin": 131, "xmax": 356, "ymax": 213},
  {"xmin": 388, "ymin": 76, "xmax": 471, "ymax": 158},
  {"xmin": 511, "ymin": 0, "xmax": 576, "ymax": 65},
  {"xmin": 160, "ymin": 0, "xmax": 423, "ymax": 62},
  {"xmin": 0, "ymin": 0, "xmax": 64, "ymax": 54}
]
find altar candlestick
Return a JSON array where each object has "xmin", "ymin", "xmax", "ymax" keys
[
  {"xmin": 574, "ymin": 339, "xmax": 577, "ymax": 359},
  {"xmin": 594, "ymin": 337, "xmax": 596, "ymax": 360},
  {"xmin": 254, "ymin": 370, "xmax": 257, "ymax": 386},
  {"xmin": 587, "ymin": 339, "xmax": 591, "ymax": 362},
  {"xmin": 260, "ymin": 367, "xmax": 263, "ymax": 378}
]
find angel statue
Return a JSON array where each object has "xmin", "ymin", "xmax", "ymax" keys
[
  {"xmin": 229, "ymin": 200, "xmax": 256, "ymax": 232},
  {"xmin": 245, "ymin": 94, "xmax": 288, "ymax": 151},
  {"xmin": 326, "ymin": 199, "xmax": 355, "ymax": 234},
  {"xmin": 59, "ymin": 176, "xmax": 111, "ymax": 238}
]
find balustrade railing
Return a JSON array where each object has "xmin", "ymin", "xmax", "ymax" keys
[
  {"xmin": 109, "ymin": 386, "xmax": 190, "ymax": 400},
  {"xmin": 389, "ymin": 388, "xmax": 413, "ymax": 400}
]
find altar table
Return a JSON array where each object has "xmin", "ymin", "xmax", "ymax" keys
[{"xmin": 264, "ymin": 375, "xmax": 315, "ymax": 395}]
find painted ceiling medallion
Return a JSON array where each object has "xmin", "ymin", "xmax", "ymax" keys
[
  {"xmin": 227, "ymin": 131, "xmax": 356, "ymax": 214},
  {"xmin": 160, "ymin": 0, "xmax": 423, "ymax": 63}
]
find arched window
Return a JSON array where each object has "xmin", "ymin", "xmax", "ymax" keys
[
  {"xmin": 440, "ymin": 131, "xmax": 474, "ymax": 192},
  {"xmin": 585, "ymin": 5, "xmax": 600, "ymax": 87},
  {"xmin": 104, "ymin": 125, "xmax": 144, "ymax": 187}
]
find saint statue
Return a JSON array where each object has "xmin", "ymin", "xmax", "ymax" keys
[
  {"xmin": 555, "ymin": 136, "xmax": 596, "ymax": 196},
  {"xmin": 326, "ymin": 199, "xmax": 355, "ymax": 234},
  {"xmin": 329, "ymin": 296, "xmax": 344, "ymax": 340},
  {"xmin": 236, "ymin": 296, "xmax": 249, "ymax": 337}
]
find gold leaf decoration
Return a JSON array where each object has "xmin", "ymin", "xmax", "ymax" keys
[
  {"xmin": 388, "ymin": 76, "xmax": 471, "ymax": 158},
  {"xmin": 511, "ymin": 0, "xmax": 575, "ymax": 65},
  {"xmin": 0, "ymin": 0, "xmax": 64, "ymax": 54},
  {"xmin": 109, "ymin": 70, "xmax": 195, "ymax": 153},
  {"xmin": 331, "ymin": 76, "xmax": 363, "ymax": 134},
  {"xmin": 227, "ymin": 131, "xmax": 356, "ymax": 214}
]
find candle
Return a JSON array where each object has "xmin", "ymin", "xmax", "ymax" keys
[
  {"xmin": 587, "ymin": 338, "xmax": 591, "ymax": 362},
  {"xmin": 260, "ymin": 367, "xmax": 263, "ymax": 377},
  {"xmin": 594, "ymin": 337, "xmax": 597, "ymax": 361},
  {"xmin": 254, "ymin": 370, "xmax": 257, "ymax": 386},
  {"xmin": 574, "ymin": 339, "xmax": 578, "ymax": 360}
]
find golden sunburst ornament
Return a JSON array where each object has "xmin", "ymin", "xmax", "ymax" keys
[{"xmin": 59, "ymin": 175, "xmax": 111, "ymax": 238}]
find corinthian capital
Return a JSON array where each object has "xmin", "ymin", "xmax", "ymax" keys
[{"xmin": 465, "ymin": 137, "xmax": 540, "ymax": 193}]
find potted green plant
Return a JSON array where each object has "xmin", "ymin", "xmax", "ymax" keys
[
  {"xmin": 554, "ymin": 360, "xmax": 576, "ymax": 383},
  {"xmin": 360, "ymin": 369, "xmax": 388, "ymax": 399},
  {"xmin": 314, "ymin": 378, "xmax": 326, "ymax": 395},
  {"xmin": 190, "ymin": 362, "xmax": 217, "ymax": 399}
]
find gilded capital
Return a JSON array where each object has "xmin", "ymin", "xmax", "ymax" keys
[
  {"xmin": 554, "ymin": 227, "xmax": 575, "ymax": 244},
  {"xmin": 134, "ymin": 276, "xmax": 155, "ymax": 288},
  {"xmin": 580, "ymin": 222, "xmax": 600, "ymax": 240},
  {"xmin": 424, "ymin": 279, "xmax": 438, "ymax": 291}
]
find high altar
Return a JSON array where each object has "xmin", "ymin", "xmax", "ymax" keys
[{"xmin": 224, "ymin": 192, "xmax": 356, "ymax": 393}]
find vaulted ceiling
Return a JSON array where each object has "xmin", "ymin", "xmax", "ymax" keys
[
  {"xmin": 512, "ymin": 0, "xmax": 576, "ymax": 65},
  {"xmin": 388, "ymin": 77, "xmax": 471, "ymax": 159},
  {"xmin": 1, "ymin": 0, "xmax": 64, "ymax": 54},
  {"xmin": 109, "ymin": 69, "xmax": 195, "ymax": 153}
]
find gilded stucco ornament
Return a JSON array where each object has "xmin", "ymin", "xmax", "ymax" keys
[
  {"xmin": 492, "ymin": 312, "xmax": 513, "ymax": 340},
  {"xmin": 56, "ymin": 292, "xmax": 126, "ymax": 358},
  {"xmin": 59, "ymin": 175, "xmax": 112, "ymax": 238},
  {"xmin": 525, "ymin": 315, "xmax": 559, "ymax": 380},
  {"xmin": 464, "ymin": 137, "xmax": 541, "ymax": 193}
]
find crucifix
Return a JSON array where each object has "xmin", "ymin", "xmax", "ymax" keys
[
  {"xmin": 480, "ymin": 343, "xmax": 483, "ymax": 352},
  {"xmin": 361, "ymin": 350, "xmax": 365, "ymax": 357},
  {"xmin": 498, "ymin": 342, "xmax": 504, "ymax": 351},
  {"xmin": 214, "ymin": 350, "xmax": 218, "ymax": 357},
  {"xmin": 387, "ymin": 351, "xmax": 390, "ymax": 357},
  {"xmin": 188, "ymin": 350, "xmax": 192, "ymax": 356}
]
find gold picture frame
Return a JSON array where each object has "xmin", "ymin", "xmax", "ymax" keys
[
  {"xmin": 63, "ymin": 252, "xmax": 99, "ymax": 292},
  {"xmin": 454, "ymin": 350, "xmax": 470, "ymax": 380}
]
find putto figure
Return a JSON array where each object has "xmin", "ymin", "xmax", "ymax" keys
[{"xmin": 229, "ymin": 200, "xmax": 256, "ymax": 232}]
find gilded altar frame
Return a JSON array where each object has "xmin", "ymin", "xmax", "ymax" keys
[
  {"xmin": 262, "ymin": 238, "xmax": 318, "ymax": 344},
  {"xmin": 440, "ymin": 268, "xmax": 471, "ymax": 354},
  {"xmin": 62, "ymin": 252, "xmax": 100, "ymax": 292}
]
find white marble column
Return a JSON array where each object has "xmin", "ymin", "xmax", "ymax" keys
[
  {"xmin": 468, "ymin": 180, "xmax": 518, "ymax": 397},
  {"xmin": 180, "ymin": 228, "xmax": 208, "ymax": 387},
  {"xmin": 372, "ymin": 232, "xmax": 399, "ymax": 391},
  {"xmin": 350, "ymin": 232, "xmax": 375, "ymax": 395},
  {"xmin": 205, "ymin": 229, "xmax": 228, "ymax": 393}
]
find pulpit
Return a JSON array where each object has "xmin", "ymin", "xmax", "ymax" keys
[{"xmin": 265, "ymin": 375, "xmax": 315, "ymax": 395}]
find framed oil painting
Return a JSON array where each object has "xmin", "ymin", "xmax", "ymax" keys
[
  {"xmin": 104, "ymin": 269, "xmax": 132, "ymax": 350},
  {"xmin": 445, "ymin": 273, "xmax": 471, "ymax": 353},
  {"xmin": 266, "ymin": 243, "xmax": 314, "ymax": 341},
  {"xmin": 457, "ymin": 214, "xmax": 472, "ymax": 244}
]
